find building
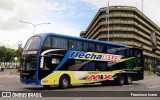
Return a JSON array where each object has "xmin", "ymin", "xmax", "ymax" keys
[{"xmin": 80, "ymin": 6, "xmax": 160, "ymax": 69}]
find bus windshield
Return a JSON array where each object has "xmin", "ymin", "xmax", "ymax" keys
[
  {"xmin": 21, "ymin": 56, "xmax": 37, "ymax": 70},
  {"xmin": 23, "ymin": 36, "xmax": 41, "ymax": 51},
  {"xmin": 21, "ymin": 36, "xmax": 41, "ymax": 71}
]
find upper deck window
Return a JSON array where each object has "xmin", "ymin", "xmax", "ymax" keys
[
  {"xmin": 23, "ymin": 36, "xmax": 41, "ymax": 51},
  {"xmin": 69, "ymin": 40, "xmax": 83, "ymax": 51},
  {"xmin": 84, "ymin": 42, "xmax": 95, "ymax": 52},
  {"xmin": 29, "ymin": 37, "xmax": 41, "ymax": 50},
  {"xmin": 52, "ymin": 37, "xmax": 68, "ymax": 49},
  {"xmin": 43, "ymin": 36, "xmax": 51, "ymax": 48}
]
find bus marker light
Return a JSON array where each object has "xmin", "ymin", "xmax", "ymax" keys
[{"xmin": 42, "ymin": 80, "xmax": 48, "ymax": 83}]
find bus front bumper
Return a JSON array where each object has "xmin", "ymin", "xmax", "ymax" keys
[{"xmin": 20, "ymin": 76, "xmax": 37, "ymax": 85}]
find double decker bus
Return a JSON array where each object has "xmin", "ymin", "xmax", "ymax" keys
[{"xmin": 20, "ymin": 33, "xmax": 144, "ymax": 88}]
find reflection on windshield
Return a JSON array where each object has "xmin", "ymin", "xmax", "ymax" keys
[
  {"xmin": 23, "ymin": 36, "xmax": 41, "ymax": 51},
  {"xmin": 23, "ymin": 38, "xmax": 33, "ymax": 51},
  {"xmin": 21, "ymin": 57, "xmax": 36, "ymax": 70}
]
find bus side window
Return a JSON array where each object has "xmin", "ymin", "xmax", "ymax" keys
[
  {"xmin": 84, "ymin": 42, "xmax": 89, "ymax": 52},
  {"xmin": 125, "ymin": 49, "xmax": 130, "ymax": 57},
  {"xmin": 69, "ymin": 40, "xmax": 83, "ymax": 51},
  {"xmin": 130, "ymin": 49, "xmax": 134, "ymax": 57},
  {"xmin": 88, "ymin": 42, "xmax": 95, "ymax": 52},
  {"xmin": 83, "ymin": 63, "xmax": 96, "ymax": 71},
  {"xmin": 108, "ymin": 46, "xmax": 116, "ymax": 54},
  {"xmin": 83, "ymin": 42, "xmax": 95, "ymax": 52},
  {"xmin": 44, "ymin": 57, "xmax": 50, "ymax": 70},
  {"xmin": 52, "ymin": 37, "xmax": 68, "ymax": 49},
  {"xmin": 96, "ymin": 45, "xmax": 102, "ymax": 52},
  {"xmin": 117, "ymin": 50, "xmax": 125, "ymax": 57},
  {"xmin": 96, "ymin": 44, "xmax": 107, "ymax": 53},
  {"xmin": 134, "ymin": 49, "xmax": 140, "ymax": 57},
  {"xmin": 102, "ymin": 45, "xmax": 108, "ymax": 53},
  {"xmin": 43, "ymin": 36, "xmax": 51, "ymax": 49}
]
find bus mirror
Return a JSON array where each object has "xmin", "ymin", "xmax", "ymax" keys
[
  {"xmin": 52, "ymin": 58, "xmax": 60, "ymax": 64},
  {"xmin": 40, "ymin": 57, "xmax": 44, "ymax": 68}
]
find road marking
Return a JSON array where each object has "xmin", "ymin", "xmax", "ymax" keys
[
  {"xmin": 0, "ymin": 75, "xmax": 19, "ymax": 78},
  {"xmin": 6, "ymin": 75, "xmax": 18, "ymax": 78},
  {"xmin": 129, "ymin": 88, "xmax": 134, "ymax": 90},
  {"xmin": 148, "ymin": 85, "xmax": 159, "ymax": 89},
  {"xmin": 73, "ymin": 98, "xmax": 82, "ymax": 100},
  {"xmin": 0, "ymin": 75, "xmax": 9, "ymax": 78},
  {"xmin": 16, "ymin": 76, "xmax": 20, "ymax": 78}
]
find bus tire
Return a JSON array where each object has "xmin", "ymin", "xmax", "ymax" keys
[
  {"xmin": 59, "ymin": 75, "xmax": 70, "ymax": 89},
  {"xmin": 125, "ymin": 75, "xmax": 132, "ymax": 85},
  {"xmin": 116, "ymin": 75, "xmax": 125, "ymax": 86},
  {"xmin": 43, "ymin": 85, "xmax": 51, "ymax": 89},
  {"xmin": 101, "ymin": 81, "xmax": 107, "ymax": 86},
  {"xmin": 101, "ymin": 81, "xmax": 110, "ymax": 86}
]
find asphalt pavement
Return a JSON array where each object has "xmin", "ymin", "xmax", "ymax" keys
[{"xmin": 0, "ymin": 69, "xmax": 160, "ymax": 100}]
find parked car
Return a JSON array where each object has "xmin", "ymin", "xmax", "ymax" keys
[
  {"xmin": 0, "ymin": 66, "xmax": 4, "ymax": 72},
  {"xmin": 7, "ymin": 65, "xmax": 14, "ymax": 69}
]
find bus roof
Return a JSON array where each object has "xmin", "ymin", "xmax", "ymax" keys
[{"xmin": 35, "ymin": 33, "xmax": 128, "ymax": 47}]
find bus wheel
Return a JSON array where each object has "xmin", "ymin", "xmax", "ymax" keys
[
  {"xmin": 116, "ymin": 75, "xmax": 125, "ymax": 86},
  {"xmin": 125, "ymin": 75, "xmax": 132, "ymax": 85},
  {"xmin": 43, "ymin": 85, "xmax": 51, "ymax": 89},
  {"xmin": 59, "ymin": 75, "xmax": 69, "ymax": 89}
]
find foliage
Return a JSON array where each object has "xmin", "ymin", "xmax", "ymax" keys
[
  {"xmin": 0, "ymin": 41, "xmax": 23, "ymax": 63},
  {"xmin": 0, "ymin": 46, "xmax": 6, "ymax": 62},
  {"xmin": 0, "ymin": 46, "xmax": 16, "ymax": 62}
]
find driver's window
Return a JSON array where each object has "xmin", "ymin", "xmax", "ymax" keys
[{"xmin": 43, "ymin": 57, "xmax": 50, "ymax": 70}]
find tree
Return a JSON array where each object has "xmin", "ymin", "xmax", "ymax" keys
[
  {"xmin": 16, "ymin": 41, "xmax": 23, "ymax": 62},
  {"xmin": 5, "ymin": 48, "xmax": 16, "ymax": 62},
  {"xmin": 0, "ymin": 46, "xmax": 17, "ymax": 63},
  {"xmin": 0, "ymin": 46, "xmax": 6, "ymax": 62},
  {"xmin": 0, "ymin": 41, "xmax": 23, "ymax": 64}
]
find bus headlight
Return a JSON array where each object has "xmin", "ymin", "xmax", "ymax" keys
[{"xmin": 52, "ymin": 58, "xmax": 60, "ymax": 64}]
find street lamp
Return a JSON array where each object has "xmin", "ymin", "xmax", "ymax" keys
[
  {"xmin": 19, "ymin": 20, "xmax": 51, "ymax": 35},
  {"xmin": 106, "ymin": 0, "xmax": 110, "ymax": 42},
  {"xmin": 142, "ymin": 0, "xmax": 144, "ymax": 13}
]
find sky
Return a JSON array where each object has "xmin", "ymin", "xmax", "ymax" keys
[{"xmin": 0, "ymin": 0, "xmax": 160, "ymax": 49}]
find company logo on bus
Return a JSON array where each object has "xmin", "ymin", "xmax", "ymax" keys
[
  {"xmin": 86, "ymin": 74, "xmax": 113, "ymax": 81},
  {"xmin": 69, "ymin": 51, "xmax": 122, "ymax": 61},
  {"xmin": 28, "ymin": 51, "xmax": 38, "ymax": 55}
]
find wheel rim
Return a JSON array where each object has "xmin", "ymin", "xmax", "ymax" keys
[
  {"xmin": 128, "ymin": 76, "xmax": 132, "ymax": 84},
  {"xmin": 63, "ymin": 78, "xmax": 68, "ymax": 87},
  {"xmin": 120, "ymin": 76, "xmax": 124, "ymax": 84}
]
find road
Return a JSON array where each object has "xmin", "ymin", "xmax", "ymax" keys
[{"xmin": 0, "ymin": 69, "xmax": 160, "ymax": 100}]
